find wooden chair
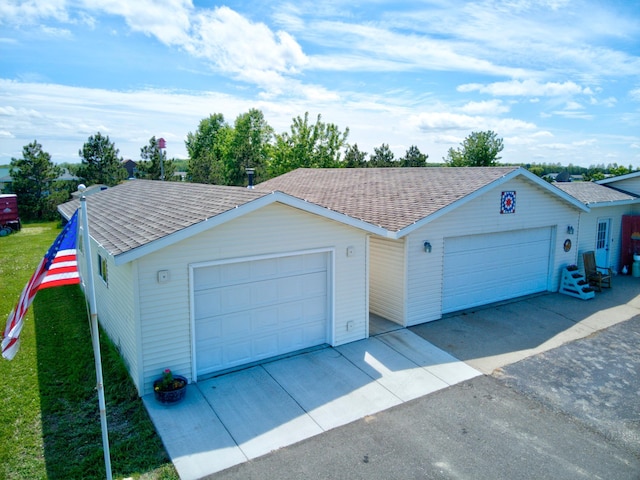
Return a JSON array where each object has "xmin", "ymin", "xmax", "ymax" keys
[{"xmin": 582, "ymin": 251, "xmax": 612, "ymax": 292}]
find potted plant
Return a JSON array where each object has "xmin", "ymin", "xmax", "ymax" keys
[{"xmin": 153, "ymin": 368, "xmax": 187, "ymax": 405}]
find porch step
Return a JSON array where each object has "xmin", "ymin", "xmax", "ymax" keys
[{"xmin": 559, "ymin": 267, "xmax": 595, "ymax": 300}]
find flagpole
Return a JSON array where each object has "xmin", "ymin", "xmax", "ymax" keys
[{"xmin": 80, "ymin": 195, "xmax": 113, "ymax": 480}]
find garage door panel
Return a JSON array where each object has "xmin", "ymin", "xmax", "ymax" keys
[
  {"xmin": 195, "ymin": 252, "xmax": 330, "ymax": 377},
  {"xmin": 443, "ymin": 228, "xmax": 551, "ymax": 313}
]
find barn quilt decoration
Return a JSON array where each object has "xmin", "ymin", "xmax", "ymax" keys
[{"xmin": 500, "ymin": 191, "xmax": 516, "ymax": 214}]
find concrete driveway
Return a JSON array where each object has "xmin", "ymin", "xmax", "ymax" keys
[
  {"xmin": 145, "ymin": 276, "xmax": 640, "ymax": 479},
  {"xmin": 411, "ymin": 275, "xmax": 640, "ymax": 374},
  {"xmin": 143, "ymin": 329, "xmax": 480, "ymax": 479},
  {"xmin": 210, "ymin": 277, "xmax": 640, "ymax": 480}
]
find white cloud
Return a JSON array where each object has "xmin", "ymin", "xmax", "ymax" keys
[
  {"xmin": 0, "ymin": 0, "xmax": 69, "ymax": 25},
  {"xmin": 458, "ymin": 100, "xmax": 509, "ymax": 115},
  {"xmin": 458, "ymin": 79, "xmax": 589, "ymax": 97},
  {"xmin": 188, "ymin": 7, "xmax": 308, "ymax": 85},
  {"xmin": 84, "ymin": 0, "xmax": 193, "ymax": 46},
  {"xmin": 410, "ymin": 111, "xmax": 536, "ymax": 134},
  {"xmin": 564, "ymin": 101, "xmax": 584, "ymax": 110},
  {"xmin": 40, "ymin": 25, "xmax": 72, "ymax": 38}
]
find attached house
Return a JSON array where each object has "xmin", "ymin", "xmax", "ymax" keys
[
  {"xmin": 595, "ymin": 172, "xmax": 640, "ymax": 269},
  {"xmin": 554, "ymin": 181, "xmax": 640, "ymax": 273},
  {"xmin": 59, "ymin": 166, "xmax": 638, "ymax": 396},
  {"xmin": 258, "ymin": 167, "xmax": 588, "ymax": 325}
]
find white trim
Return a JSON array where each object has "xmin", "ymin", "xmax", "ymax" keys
[
  {"xmin": 547, "ymin": 226, "xmax": 557, "ymax": 291},
  {"xmin": 595, "ymin": 217, "xmax": 612, "ymax": 268},
  {"xmin": 587, "ymin": 199, "xmax": 640, "ymax": 208},
  {"xmin": 132, "ymin": 261, "xmax": 145, "ymax": 394},
  {"xmin": 596, "ymin": 171, "xmax": 640, "ymax": 185},
  {"xmin": 364, "ymin": 235, "xmax": 370, "ymax": 338},
  {"xmin": 189, "ymin": 247, "xmax": 335, "ymax": 382},
  {"xmin": 115, "ymin": 192, "xmax": 388, "ymax": 266}
]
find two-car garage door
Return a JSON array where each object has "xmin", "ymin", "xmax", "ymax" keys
[
  {"xmin": 442, "ymin": 227, "xmax": 552, "ymax": 313},
  {"xmin": 193, "ymin": 252, "xmax": 330, "ymax": 378}
]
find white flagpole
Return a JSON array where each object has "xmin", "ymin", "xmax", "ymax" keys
[{"xmin": 80, "ymin": 195, "xmax": 113, "ymax": 480}]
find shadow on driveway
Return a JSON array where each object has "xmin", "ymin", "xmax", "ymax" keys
[{"xmin": 411, "ymin": 275, "xmax": 640, "ymax": 374}]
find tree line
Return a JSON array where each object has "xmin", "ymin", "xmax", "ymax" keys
[
  {"xmin": 9, "ymin": 106, "xmax": 633, "ymax": 221},
  {"xmin": 184, "ymin": 109, "xmax": 438, "ymax": 186}
]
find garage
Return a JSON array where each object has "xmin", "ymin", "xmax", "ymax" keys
[
  {"xmin": 193, "ymin": 251, "xmax": 330, "ymax": 378},
  {"xmin": 442, "ymin": 227, "xmax": 552, "ymax": 313}
]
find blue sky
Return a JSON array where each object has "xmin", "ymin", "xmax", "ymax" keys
[{"xmin": 1, "ymin": 0, "xmax": 639, "ymax": 168}]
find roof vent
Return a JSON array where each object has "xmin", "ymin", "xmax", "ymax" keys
[{"xmin": 246, "ymin": 168, "xmax": 255, "ymax": 189}]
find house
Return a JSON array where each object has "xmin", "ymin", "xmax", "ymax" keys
[
  {"xmin": 121, "ymin": 159, "xmax": 137, "ymax": 178},
  {"xmin": 59, "ymin": 180, "xmax": 378, "ymax": 395},
  {"xmin": 258, "ymin": 167, "xmax": 587, "ymax": 325},
  {"xmin": 596, "ymin": 172, "xmax": 640, "ymax": 269},
  {"xmin": 0, "ymin": 168, "xmax": 11, "ymax": 191},
  {"xmin": 59, "ymin": 166, "xmax": 624, "ymax": 397},
  {"xmin": 596, "ymin": 171, "xmax": 640, "ymax": 197},
  {"xmin": 554, "ymin": 181, "xmax": 640, "ymax": 273}
]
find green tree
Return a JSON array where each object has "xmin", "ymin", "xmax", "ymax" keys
[
  {"xmin": 77, "ymin": 132, "xmax": 126, "ymax": 186},
  {"xmin": 527, "ymin": 165, "xmax": 545, "ymax": 177},
  {"xmin": 227, "ymin": 109, "xmax": 274, "ymax": 185},
  {"xmin": 136, "ymin": 136, "xmax": 176, "ymax": 181},
  {"xmin": 9, "ymin": 140, "xmax": 62, "ymax": 219},
  {"xmin": 444, "ymin": 130, "xmax": 504, "ymax": 166},
  {"xmin": 185, "ymin": 114, "xmax": 231, "ymax": 184},
  {"xmin": 268, "ymin": 112, "xmax": 349, "ymax": 178},
  {"xmin": 343, "ymin": 144, "xmax": 368, "ymax": 168},
  {"xmin": 369, "ymin": 143, "xmax": 395, "ymax": 167},
  {"xmin": 399, "ymin": 145, "xmax": 428, "ymax": 167}
]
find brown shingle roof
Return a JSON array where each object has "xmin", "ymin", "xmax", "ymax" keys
[
  {"xmin": 59, "ymin": 180, "xmax": 268, "ymax": 256},
  {"xmin": 257, "ymin": 167, "xmax": 520, "ymax": 231},
  {"xmin": 553, "ymin": 182, "xmax": 638, "ymax": 205}
]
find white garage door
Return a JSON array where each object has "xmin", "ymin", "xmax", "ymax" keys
[
  {"xmin": 443, "ymin": 228, "xmax": 552, "ymax": 313},
  {"xmin": 193, "ymin": 252, "xmax": 329, "ymax": 377}
]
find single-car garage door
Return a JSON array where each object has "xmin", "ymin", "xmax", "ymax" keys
[
  {"xmin": 443, "ymin": 227, "xmax": 552, "ymax": 313},
  {"xmin": 193, "ymin": 251, "xmax": 330, "ymax": 378}
]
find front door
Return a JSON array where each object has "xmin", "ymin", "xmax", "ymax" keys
[{"xmin": 595, "ymin": 218, "xmax": 611, "ymax": 268}]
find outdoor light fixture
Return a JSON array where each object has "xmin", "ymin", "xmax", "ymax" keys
[
  {"xmin": 567, "ymin": 225, "xmax": 575, "ymax": 235},
  {"xmin": 424, "ymin": 241, "xmax": 432, "ymax": 253}
]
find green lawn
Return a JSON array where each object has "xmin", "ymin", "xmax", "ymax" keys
[{"xmin": 0, "ymin": 222, "xmax": 178, "ymax": 479}]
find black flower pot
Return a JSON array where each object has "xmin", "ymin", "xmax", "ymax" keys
[{"xmin": 153, "ymin": 375, "xmax": 188, "ymax": 405}]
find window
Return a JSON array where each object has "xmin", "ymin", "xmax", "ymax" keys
[{"xmin": 98, "ymin": 254, "xmax": 108, "ymax": 285}]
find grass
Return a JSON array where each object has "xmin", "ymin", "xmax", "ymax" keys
[{"xmin": 0, "ymin": 222, "xmax": 178, "ymax": 479}]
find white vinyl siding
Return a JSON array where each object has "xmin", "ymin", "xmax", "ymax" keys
[
  {"xmin": 77, "ymin": 238, "xmax": 138, "ymax": 387},
  {"xmin": 404, "ymin": 176, "xmax": 579, "ymax": 325},
  {"xmin": 575, "ymin": 206, "xmax": 633, "ymax": 273},
  {"xmin": 136, "ymin": 203, "xmax": 368, "ymax": 395},
  {"xmin": 604, "ymin": 177, "xmax": 640, "ymax": 196},
  {"xmin": 369, "ymin": 236, "xmax": 405, "ymax": 325}
]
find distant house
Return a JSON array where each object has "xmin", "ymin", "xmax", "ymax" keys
[
  {"xmin": 122, "ymin": 159, "xmax": 137, "ymax": 178},
  {"xmin": 0, "ymin": 168, "xmax": 78, "ymax": 191},
  {"xmin": 0, "ymin": 168, "xmax": 11, "ymax": 191}
]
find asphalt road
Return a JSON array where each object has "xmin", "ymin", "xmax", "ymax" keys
[{"xmin": 209, "ymin": 317, "xmax": 640, "ymax": 480}]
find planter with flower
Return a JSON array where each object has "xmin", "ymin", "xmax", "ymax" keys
[{"xmin": 153, "ymin": 369, "xmax": 187, "ymax": 405}]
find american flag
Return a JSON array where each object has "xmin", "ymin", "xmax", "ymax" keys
[{"xmin": 2, "ymin": 209, "xmax": 81, "ymax": 360}]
